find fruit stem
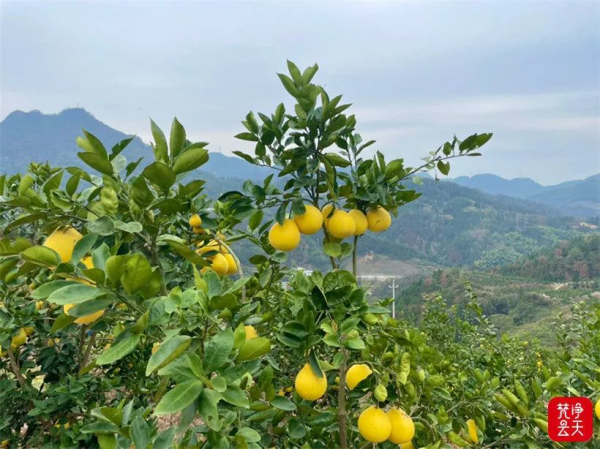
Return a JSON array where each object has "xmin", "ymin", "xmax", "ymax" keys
[
  {"xmin": 352, "ymin": 235, "xmax": 358, "ymax": 277},
  {"xmin": 338, "ymin": 346, "xmax": 348, "ymax": 449},
  {"xmin": 7, "ymin": 345, "xmax": 25, "ymax": 386}
]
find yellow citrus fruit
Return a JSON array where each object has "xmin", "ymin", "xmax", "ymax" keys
[
  {"xmin": 197, "ymin": 240, "xmax": 220, "ymax": 255},
  {"xmin": 400, "ymin": 442, "xmax": 415, "ymax": 449},
  {"xmin": 43, "ymin": 227, "xmax": 83, "ymax": 263},
  {"xmin": 321, "ymin": 204, "xmax": 336, "ymax": 224},
  {"xmin": 0, "ymin": 346, "xmax": 7, "ymax": 357},
  {"xmin": 466, "ymin": 418, "xmax": 479, "ymax": 444},
  {"xmin": 268, "ymin": 219, "xmax": 301, "ymax": 252},
  {"xmin": 189, "ymin": 214, "xmax": 202, "ymax": 227},
  {"xmin": 285, "ymin": 386, "xmax": 293, "ymax": 393},
  {"xmin": 224, "ymin": 254, "xmax": 238, "ymax": 275},
  {"xmin": 294, "ymin": 205, "xmax": 323, "ymax": 235},
  {"xmin": 595, "ymin": 400, "xmax": 600, "ymax": 419},
  {"xmin": 23, "ymin": 326, "xmax": 35, "ymax": 336},
  {"xmin": 346, "ymin": 363, "xmax": 373, "ymax": 390},
  {"xmin": 388, "ymin": 409, "xmax": 415, "ymax": 444},
  {"xmin": 11, "ymin": 328, "xmax": 27, "ymax": 348},
  {"xmin": 358, "ymin": 406, "xmax": 392, "ymax": 443},
  {"xmin": 349, "ymin": 209, "xmax": 368, "ymax": 235},
  {"xmin": 204, "ymin": 253, "xmax": 229, "ymax": 276},
  {"xmin": 367, "ymin": 207, "xmax": 392, "ymax": 232},
  {"xmin": 295, "ymin": 363, "xmax": 327, "ymax": 401},
  {"xmin": 47, "ymin": 338, "xmax": 58, "ymax": 347},
  {"xmin": 1, "ymin": 440, "xmax": 8, "ymax": 447},
  {"xmin": 192, "ymin": 226, "xmax": 204, "ymax": 235},
  {"xmin": 81, "ymin": 256, "xmax": 94, "ymax": 269},
  {"xmin": 35, "ymin": 301, "xmax": 44, "ymax": 311},
  {"xmin": 64, "ymin": 304, "xmax": 105, "ymax": 325},
  {"xmin": 152, "ymin": 343, "xmax": 160, "ymax": 354},
  {"xmin": 327, "ymin": 210, "xmax": 356, "ymax": 239},
  {"xmin": 245, "ymin": 325, "xmax": 258, "ymax": 340}
]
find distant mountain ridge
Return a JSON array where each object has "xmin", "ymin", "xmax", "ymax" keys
[
  {"xmin": 1, "ymin": 108, "xmax": 598, "ymax": 217},
  {"xmin": 452, "ymin": 173, "xmax": 600, "ymax": 217},
  {"xmin": 0, "ymin": 108, "xmax": 271, "ymax": 181}
]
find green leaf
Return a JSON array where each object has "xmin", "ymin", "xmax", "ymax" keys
[
  {"xmin": 198, "ymin": 389, "xmax": 222, "ymax": 431},
  {"xmin": 66, "ymin": 298, "xmax": 113, "ymax": 317},
  {"xmin": 204, "ymin": 328, "xmax": 234, "ymax": 373},
  {"xmin": 50, "ymin": 313, "xmax": 77, "ymax": 333},
  {"xmin": 86, "ymin": 216, "xmax": 115, "ymax": 236},
  {"xmin": 154, "ymin": 380, "xmax": 204, "ymax": 415},
  {"xmin": 170, "ymin": 117, "xmax": 186, "ymax": 158},
  {"xmin": 82, "ymin": 130, "xmax": 108, "ymax": 157},
  {"xmin": 97, "ymin": 435, "xmax": 117, "ymax": 449},
  {"xmin": 221, "ymin": 385, "xmax": 249, "ymax": 408},
  {"xmin": 271, "ymin": 395, "xmax": 296, "ymax": 411},
  {"xmin": 237, "ymin": 337, "xmax": 270, "ymax": 362},
  {"xmin": 398, "ymin": 353, "xmax": 411, "ymax": 384},
  {"xmin": 97, "ymin": 334, "xmax": 141, "ymax": 365},
  {"xmin": 301, "ymin": 64, "xmax": 318, "ymax": 84},
  {"xmin": 143, "ymin": 161, "xmax": 176, "ymax": 189},
  {"xmin": 288, "ymin": 417, "xmax": 306, "ymax": 439},
  {"xmin": 164, "ymin": 238, "xmax": 205, "ymax": 265},
  {"xmin": 32, "ymin": 280, "xmax": 77, "ymax": 300},
  {"xmin": 113, "ymin": 221, "xmax": 143, "ymax": 234},
  {"xmin": 153, "ymin": 428, "xmax": 176, "ymax": 449},
  {"xmin": 18, "ymin": 174, "xmax": 34, "ymax": 194},
  {"xmin": 47, "ymin": 284, "xmax": 106, "ymax": 305},
  {"xmin": 105, "ymin": 255, "xmax": 129, "ymax": 286},
  {"xmin": 323, "ymin": 242, "xmax": 341, "ymax": 258},
  {"xmin": 121, "ymin": 253, "xmax": 152, "ymax": 294},
  {"xmin": 78, "ymin": 152, "xmax": 114, "ymax": 176},
  {"xmin": 173, "ymin": 148, "xmax": 209, "ymax": 174},
  {"xmin": 110, "ymin": 137, "xmax": 134, "ymax": 160},
  {"xmin": 130, "ymin": 416, "xmax": 150, "ymax": 449},
  {"xmin": 146, "ymin": 335, "xmax": 192, "ymax": 376},
  {"xmin": 277, "ymin": 73, "xmax": 298, "ymax": 97},
  {"xmin": 4, "ymin": 213, "xmax": 45, "ymax": 233},
  {"xmin": 437, "ymin": 160, "xmax": 450, "ymax": 176},
  {"xmin": 80, "ymin": 422, "xmax": 119, "ymax": 434},
  {"xmin": 150, "ymin": 119, "xmax": 168, "ymax": 162},
  {"xmin": 21, "ymin": 246, "xmax": 60, "ymax": 267},
  {"xmin": 235, "ymin": 132, "xmax": 259, "ymax": 142},
  {"xmin": 71, "ymin": 233, "xmax": 98, "ymax": 264}
]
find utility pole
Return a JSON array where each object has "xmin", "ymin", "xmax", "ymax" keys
[{"xmin": 389, "ymin": 278, "xmax": 397, "ymax": 319}]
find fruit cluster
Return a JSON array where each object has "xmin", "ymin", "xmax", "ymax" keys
[
  {"xmin": 189, "ymin": 214, "xmax": 239, "ymax": 276},
  {"xmin": 294, "ymin": 362, "xmax": 416, "ymax": 446},
  {"xmin": 268, "ymin": 204, "xmax": 392, "ymax": 252}
]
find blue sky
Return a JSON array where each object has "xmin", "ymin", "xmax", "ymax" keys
[{"xmin": 1, "ymin": 0, "xmax": 599, "ymax": 184}]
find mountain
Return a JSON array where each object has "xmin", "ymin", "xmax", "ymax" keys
[
  {"xmin": 0, "ymin": 108, "xmax": 270, "ymax": 181},
  {"xmin": 453, "ymin": 174, "xmax": 545, "ymax": 198},
  {"xmin": 452, "ymin": 173, "xmax": 600, "ymax": 217}
]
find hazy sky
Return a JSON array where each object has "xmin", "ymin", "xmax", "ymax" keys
[{"xmin": 2, "ymin": 0, "xmax": 599, "ymax": 185}]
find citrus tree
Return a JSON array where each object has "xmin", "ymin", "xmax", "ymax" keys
[{"xmin": 1, "ymin": 62, "xmax": 599, "ymax": 449}]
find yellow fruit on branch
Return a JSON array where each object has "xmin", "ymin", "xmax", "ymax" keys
[
  {"xmin": 35, "ymin": 301, "xmax": 44, "ymax": 311},
  {"xmin": 0, "ymin": 346, "xmax": 7, "ymax": 357},
  {"xmin": 23, "ymin": 326, "xmax": 35, "ymax": 336},
  {"xmin": 400, "ymin": 442, "xmax": 415, "ymax": 449},
  {"xmin": 43, "ymin": 227, "xmax": 83, "ymax": 263},
  {"xmin": 358, "ymin": 406, "xmax": 392, "ymax": 443},
  {"xmin": 595, "ymin": 400, "xmax": 600, "ymax": 419},
  {"xmin": 327, "ymin": 210, "xmax": 356, "ymax": 239},
  {"xmin": 224, "ymin": 254, "xmax": 238, "ymax": 275},
  {"xmin": 245, "ymin": 325, "xmax": 258, "ymax": 340},
  {"xmin": 64, "ymin": 304, "xmax": 105, "ymax": 325},
  {"xmin": 203, "ymin": 253, "xmax": 229, "ymax": 276},
  {"xmin": 346, "ymin": 363, "xmax": 373, "ymax": 390},
  {"xmin": 268, "ymin": 219, "xmax": 301, "ymax": 252},
  {"xmin": 192, "ymin": 226, "xmax": 204, "ymax": 235},
  {"xmin": 11, "ymin": 328, "xmax": 27, "ymax": 349},
  {"xmin": 295, "ymin": 363, "xmax": 327, "ymax": 401},
  {"xmin": 294, "ymin": 204, "xmax": 323, "ymax": 235},
  {"xmin": 348, "ymin": 209, "xmax": 368, "ymax": 236},
  {"xmin": 197, "ymin": 239, "xmax": 228, "ymax": 255},
  {"xmin": 189, "ymin": 214, "xmax": 202, "ymax": 228},
  {"xmin": 388, "ymin": 408, "xmax": 415, "ymax": 444},
  {"xmin": 466, "ymin": 418, "xmax": 479, "ymax": 444},
  {"xmin": 367, "ymin": 207, "xmax": 392, "ymax": 232}
]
